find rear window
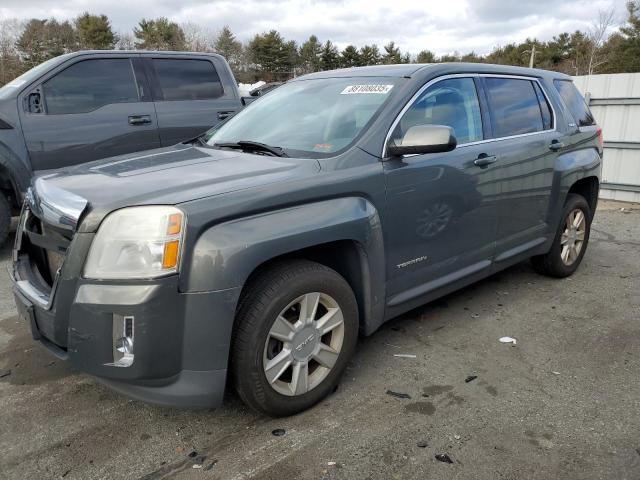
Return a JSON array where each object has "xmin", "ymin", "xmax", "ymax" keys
[
  {"xmin": 43, "ymin": 59, "xmax": 139, "ymax": 114},
  {"xmin": 152, "ymin": 59, "xmax": 223, "ymax": 101},
  {"xmin": 485, "ymin": 77, "xmax": 549, "ymax": 138},
  {"xmin": 553, "ymin": 80, "xmax": 595, "ymax": 127}
]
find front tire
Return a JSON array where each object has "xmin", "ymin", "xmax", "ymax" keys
[
  {"xmin": 231, "ymin": 260, "xmax": 358, "ymax": 416},
  {"xmin": 532, "ymin": 193, "xmax": 592, "ymax": 277}
]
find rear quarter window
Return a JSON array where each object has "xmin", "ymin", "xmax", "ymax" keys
[{"xmin": 553, "ymin": 80, "xmax": 595, "ymax": 127}]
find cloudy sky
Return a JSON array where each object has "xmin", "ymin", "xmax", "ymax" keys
[{"xmin": 0, "ymin": 0, "xmax": 629, "ymax": 56}]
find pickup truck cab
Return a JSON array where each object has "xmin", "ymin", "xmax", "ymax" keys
[
  {"xmin": 0, "ymin": 50, "xmax": 242, "ymax": 244},
  {"xmin": 11, "ymin": 63, "xmax": 602, "ymax": 416}
]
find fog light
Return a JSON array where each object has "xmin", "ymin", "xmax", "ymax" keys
[{"xmin": 106, "ymin": 315, "xmax": 134, "ymax": 367}]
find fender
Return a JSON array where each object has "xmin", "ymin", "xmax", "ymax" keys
[
  {"xmin": 181, "ymin": 196, "xmax": 387, "ymax": 334},
  {"xmin": 0, "ymin": 141, "xmax": 32, "ymax": 202},
  {"xmin": 546, "ymin": 145, "xmax": 601, "ymax": 233}
]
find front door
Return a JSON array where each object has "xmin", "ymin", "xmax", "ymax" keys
[
  {"xmin": 20, "ymin": 56, "xmax": 161, "ymax": 171},
  {"xmin": 383, "ymin": 76, "xmax": 500, "ymax": 306}
]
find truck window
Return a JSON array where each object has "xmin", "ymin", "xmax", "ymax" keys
[
  {"xmin": 484, "ymin": 77, "xmax": 547, "ymax": 138},
  {"xmin": 151, "ymin": 59, "xmax": 223, "ymax": 101},
  {"xmin": 553, "ymin": 79, "xmax": 595, "ymax": 127},
  {"xmin": 397, "ymin": 77, "xmax": 483, "ymax": 144},
  {"xmin": 43, "ymin": 59, "xmax": 139, "ymax": 114}
]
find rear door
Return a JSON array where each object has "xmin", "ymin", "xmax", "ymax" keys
[
  {"xmin": 480, "ymin": 75, "xmax": 563, "ymax": 261},
  {"xmin": 142, "ymin": 54, "xmax": 241, "ymax": 146},
  {"xmin": 19, "ymin": 55, "xmax": 160, "ymax": 170}
]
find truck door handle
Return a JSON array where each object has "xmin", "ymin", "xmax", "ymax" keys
[
  {"xmin": 549, "ymin": 140, "xmax": 565, "ymax": 151},
  {"xmin": 217, "ymin": 111, "xmax": 234, "ymax": 120},
  {"xmin": 474, "ymin": 154, "xmax": 497, "ymax": 167},
  {"xmin": 128, "ymin": 115, "xmax": 152, "ymax": 126}
]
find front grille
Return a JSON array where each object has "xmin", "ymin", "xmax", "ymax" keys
[{"xmin": 17, "ymin": 208, "xmax": 73, "ymax": 291}]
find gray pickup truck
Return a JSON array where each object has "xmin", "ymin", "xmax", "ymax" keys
[
  {"xmin": 0, "ymin": 50, "xmax": 243, "ymax": 244},
  {"xmin": 11, "ymin": 63, "xmax": 601, "ymax": 416}
]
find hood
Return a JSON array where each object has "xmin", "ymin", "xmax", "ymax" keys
[{"xmin": 36, "ymin": 143, "xmax": 320, "ymax": 232}]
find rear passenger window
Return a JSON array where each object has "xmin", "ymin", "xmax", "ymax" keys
[
  {"xmin": 396, "ymin": 77, "xmax": 483, "ymax": 144},
  {"xmin": 43, "ymin": 59, "xmax": 139, "ymax": 114},
  {"xmin": 553, "ymin": 79, "xmax": 595, "ymax": 127},
  {"xmin": 152, "ymin": 59, "xmax": 223, "ymax": 101},
  {"xmin": 485, "ymin": 78, "xmax": 548, "ymax": 137}
]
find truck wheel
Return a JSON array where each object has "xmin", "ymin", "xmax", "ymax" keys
[
  {"xmin": 531, "ymin": 193, "xmax": 591, "ymax": 278},
  {"xmin": 231, "ymin": 260, "xmax": 358, "ymax": 416},
  {"xmin": 0, "ymin": 193, "xmax": 11, "ymax": 246}
]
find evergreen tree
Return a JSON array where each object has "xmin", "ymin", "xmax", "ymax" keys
[
  {"xmin": 359, "ymin": 44, "xmax": 380, "ymax": 66},
  {"xmin": 299, "ymin": 35, "xmax": 322, "ymax": 73},
  {"xmin": 382, "ymin": 41, "xmax": 402, "ymax": 64},
  {"xmin": 416, "ymin": 49, "xmax": 436, "ymax": 63},
  {"xmin": 248, "ymin": 30, "xmax": 298, "ymax": 79},
  {"xmin": 16, "ymin": 19, "xmax": 77, "ymax": 67},
  {"xmin": 75, "ymin": 13, "xmax": 116, "ymax": 50},
  {"xmin": 340, "ymin": 45, "xmax": 361, "ymax": 67},
  {"xmin": 215, "ymin": 26, "xmax": 243, "ymax": 69},
  {"xmin": 320, "ymin": 40, "xmax": 340, "ymax": 70},
  {"xmin": 134, "ymin": 18, "xmax": 186, "ymax": 50}
]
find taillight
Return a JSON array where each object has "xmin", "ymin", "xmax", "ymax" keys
[{"xmin": 596, "ymin": 126, "xmax": 603, "ymax": 152}]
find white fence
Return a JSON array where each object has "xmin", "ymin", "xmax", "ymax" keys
[{"xmin": 573, "ymin": 73, "xmax": 640, "ymax": 203}]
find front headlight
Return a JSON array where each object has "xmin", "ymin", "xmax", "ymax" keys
[{"xmin": 84, "ymin": 206, "xmax": 185, "ymax": 280}]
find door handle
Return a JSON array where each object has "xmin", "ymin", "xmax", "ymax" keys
[
  {"xmin": 474, "ymin": 154, "xmax": 497, "ymax": 168},
  {"xmin": 128, "ymin": 115, "xmax": 152, "ymax": 126},
  {"xmin": 217, "ymin": 111, "xmax": 234, "ymax": 121},
  {"xmin": 549, "ymin": 140, "xmax": 565, "ymax": 151}
]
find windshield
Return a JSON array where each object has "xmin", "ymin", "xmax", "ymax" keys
[
  {"xmin": 205, "ymin": 77, "xmax": 399, "ymax": 158},
  {"xmin": 0, "ymin": 56, "xmax": 61, "ymax": 100}
]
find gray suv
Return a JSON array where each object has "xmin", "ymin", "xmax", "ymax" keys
[
  {"xmin": 0, "ymin": 50, "xmax": 242, "ymax": 244},
  {"xmin": 11, "ymin": 63, "xmax": 601, "ymax": 416}
]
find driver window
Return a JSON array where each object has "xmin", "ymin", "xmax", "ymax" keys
[{"xmin": 396, "ymin": 77, "xmax": 483, "ymax": 145}]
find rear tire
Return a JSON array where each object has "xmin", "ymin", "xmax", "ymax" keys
[
  {"xmin": 231, "ymin": 260, "xmax": 358, "ymax": 417},
  {"xmin": 0, "ymin": 193, "xmax": 11, "ymax": 247},
  {"xmin": 531, "ymin": 193, "xmax": 591, "ymax": 278}
]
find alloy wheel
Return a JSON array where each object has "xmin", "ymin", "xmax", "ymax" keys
[
  {"xmin": 262, "ymin": 292, "xmax": 345, "ymax": 396},
  {"xmin": 560, "ymin": 208, "xmax": 586, "ymax": 265}
]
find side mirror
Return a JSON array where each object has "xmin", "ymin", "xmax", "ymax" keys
[
  {"xmin": 387, "ymin": 125, "xmax": 457, "ymax": 156},
  {"xmin": 241, "ymin": 96, "xmax": 257, "ymax": 106}
]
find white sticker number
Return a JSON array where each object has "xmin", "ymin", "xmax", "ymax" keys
[{"xmin": 340, "ymin": 84, "xmax": 394, "ymax": 95}]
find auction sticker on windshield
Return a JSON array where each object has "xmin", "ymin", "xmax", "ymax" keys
[{"xmin": 340, "ymin": 85, "xmax": 394, "ymax": 94}]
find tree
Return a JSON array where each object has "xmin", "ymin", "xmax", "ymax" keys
[
  {"xmin": 0, "ymin": 18, "xmax": 24, "ymax": 86},
  {"xmin": 134, "ymin": 18, "xmax": 186, "ymax": 50},
  {"xmin": 75, "ymin": 13, "xmax": 116, "ymax": 50},
  {"xmin": 586, "ymin": 8, "xmax": 616, "ymax": 74},
  {"xmin": 416, "ymin": 49, "xmax": 436, "ymax": 63},
  {"xmin": 116, "ymin": 31, "xmax": 136, "ymax": 50},
  {"xmin": 607, "ymin": 1, "xmax": 640, "ymax": 73},
  {"xmin": 182, "ymin": 22, "xmax": 215, "ymax": 52},
  {"xmin": 16, "ymin": 19, "xmax": 77, "ymax": 68},
  {"xmin": 340, "ymin": 45, "xmax": 361, "ymax": 68},
  {"xmin": 299, "ymin": 35, "xmax": 322, "ymax": 73},
  {"xmin": 382, "ymin": 41, "xmax": 402, "ymax": 64},
  {"xmin": 214, "ymin": 26, "xmax": 243, "ymax": 69},
  {"xmin": 248, "ymin": 30, "xmax": 298, "ymax": 80},
  {"xmin": 320, "ymin": 40, "xmax": 339, "ymax": 70},
  {"xmin": 359, "ymin": 44, "xmax": 380, "ymax": 65}
]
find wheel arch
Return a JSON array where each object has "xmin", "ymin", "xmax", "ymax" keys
[
  {"xmin": 181, "ymin": 197, "xmax": 387, "ymax": 335},
  {"xmin": 567, "ymin": 176, "xmax": 599, "ymax": 218}
]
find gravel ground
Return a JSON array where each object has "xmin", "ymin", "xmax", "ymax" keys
[{"xmin": 1, "ymin": 200, "xmax": 639, "ymax": 480}]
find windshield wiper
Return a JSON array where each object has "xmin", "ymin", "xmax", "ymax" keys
[{"xmin": 214, "ymin": 140, "xmax": 288, "ymax": 157}]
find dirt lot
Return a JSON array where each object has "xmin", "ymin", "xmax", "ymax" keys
[{"xmin": 1, "ymin": 200, "xmax": 639, "ymax": 480}]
